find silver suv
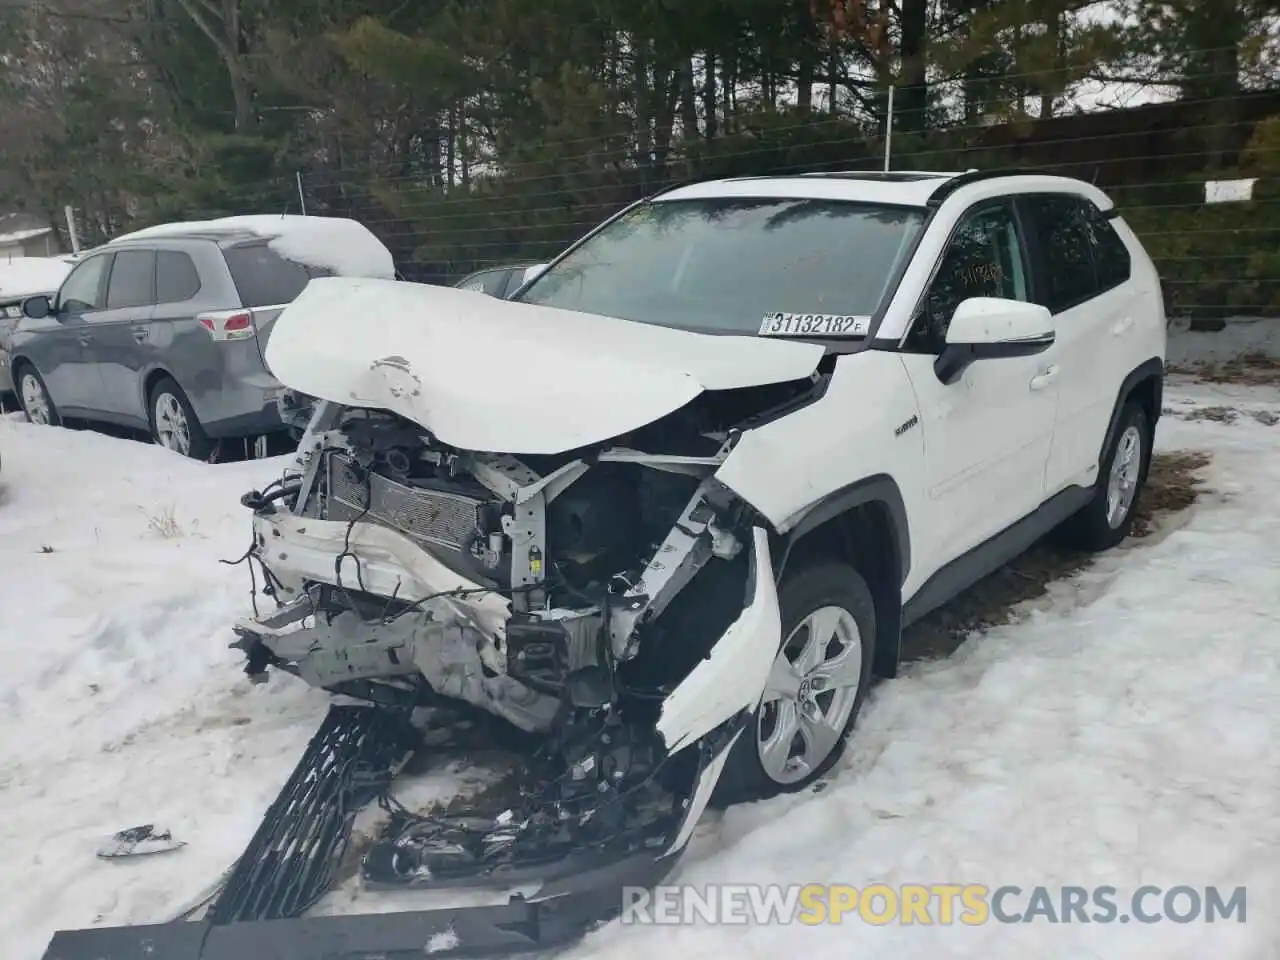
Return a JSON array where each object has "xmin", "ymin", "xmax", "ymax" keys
[{"xmin": 10, "ymin": 226, "xmax": 344, "ymax": 458}]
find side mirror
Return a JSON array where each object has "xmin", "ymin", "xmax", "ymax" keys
[
  {"xmin": 521, "ymin": 263, "xmax": 549, "ymax": 285},
  {"xmin": 22, "ymin": 295, "xmax": 51, "ymax": 320},
  {"xmin": 935, "ymin": 297, "xmax": 1054, "ymax": 384}
]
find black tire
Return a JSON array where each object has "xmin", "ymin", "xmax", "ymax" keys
[
  {"xmin": 1063, "ymin": 400, "xmax": 1152, "ymax": 552},
  {"xmin": 710, "ymin": 562, "xmax": 877, "ymax": 808},
  {"xmin": 148, "ymin": 376, "xmax": 213, "ymax": 460},
  {"xmin": 14, "ymin": 363, "xmax": 60, "ymax": 427}
]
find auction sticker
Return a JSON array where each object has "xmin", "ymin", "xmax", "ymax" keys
[{"xmin": 759, "ymin": 312, "xmax": 870, "ymax": 336}]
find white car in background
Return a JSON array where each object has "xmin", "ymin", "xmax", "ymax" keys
[{"xmin": 0, "ymin": 256, "xmax": 75, "ymax": 398}]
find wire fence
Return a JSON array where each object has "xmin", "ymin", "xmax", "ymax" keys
[{"xmin": 61, "ymin": 55, "xmax": 1280, "ymax": 318}]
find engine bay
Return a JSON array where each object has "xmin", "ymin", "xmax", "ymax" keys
[
  {"xmin": 234, "ymin": 370, "xmax": 822, "ymax": 735},
  {"xmin": 319, "ymin": 406, "xmax": 707, "ymax": 605}
]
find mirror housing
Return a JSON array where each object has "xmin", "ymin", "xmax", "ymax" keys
[
  {"xmin": 934, "ymin": 297, "xmax": 1055, "ymax": 385},
  {"xmin": 521, "ymin": 263, "xmax": 549, "ymax": 285},
  {"xmin": 22, "ymin": 295, "xmax": 51, "ymax": 320}
]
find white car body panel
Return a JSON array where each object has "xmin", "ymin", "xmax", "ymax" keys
[
  {"xmin": 711, "ymin": 351, "xmax": 937, "ymax": 596},
  {"xmin": 265, "ymin": 277, "xmax": 825, "ymax": 455},
  {"xmin": 662, "ymin": 728, "xmax": 743, "ymax": 856},
  {"xmin": 900, "ymin": 348, "xmax": 1057, "ymax": 566},
  {"xmin": 655, "ymin": 527, "xmax": 782, "ymax": 754},
  {"xmin": 711, "ymin": 341, "xmax": 1059, "ymax": 602}
]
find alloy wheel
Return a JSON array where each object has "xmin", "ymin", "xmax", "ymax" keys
[
  {"xmin": 756, "ymin": 605, "xmax": 864, "ymax": 785},
  {"xmin": 154, "ymin": 392, "xmax": 192, "ymax": 456},
  {"xmin": 20, "ymin": 373, "xmax": 51, "ymax": 425},
  {"xmin": 1106, "ymin": 424, "xmax": 1143, "ymax": 529}
]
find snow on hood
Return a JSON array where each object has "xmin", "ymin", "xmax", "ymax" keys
[
  {"xmin": 110, "ymin": 215, "xmax": 395, "ymax": 279},
  {"xmin": 0, "ymin": 256, "xmax": 73, "ymax": 300},
  {"xmin": 265, "ymin": 277, "xmax": 826, "ymax": 455}
]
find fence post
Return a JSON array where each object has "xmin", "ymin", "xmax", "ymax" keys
[
  {"xmin": 883, "ymin": 85, "xmax": 895, "ymax": 172},
  {"xmin": 63, "ymin": 205, "xmax": 81, "ymax": 254}
]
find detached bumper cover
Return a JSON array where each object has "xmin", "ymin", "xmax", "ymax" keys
[{"xmin": 41, "ymin": 851, "xmax": 677, "ymax": 960}]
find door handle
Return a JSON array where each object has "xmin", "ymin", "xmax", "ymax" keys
[
  {"xmin": 132, "ymin": 328, "xmax": 148, "ymax": 342},
  {"xmin": 77, "ymin": 334, "xmax": 94, "ymax": 347},
  {"xmin": 1029, "ymin": 365, "xmax": 1059, "ymax": 391},
  {"xmin": 1110, "ymin": 316, "xmax": 1134, "ymax": 336}
]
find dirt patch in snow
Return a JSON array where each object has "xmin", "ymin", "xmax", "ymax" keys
[
  {"xmin": 1130, "ymin": 450, "xmax": 1212, "ymax": 535},
  {"xmin": 1166, "ymin": 351, "xmax": 1280, "ymax": 386},
  {"xmin": 1164, "ymin": 404, "xmax": 1280, "ymax": 426},
  {"xmin": 901, "ymin": 450, "xmax": 1213, "ymax": 662}
]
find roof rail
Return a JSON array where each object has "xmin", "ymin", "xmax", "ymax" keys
[
  {"xmin": 924, "ymin": 167, "xmax": 1063, "ymax": 207},
  {"xmin": 801, "ymin": 169, "xmax": 962, "ymax": 181}
]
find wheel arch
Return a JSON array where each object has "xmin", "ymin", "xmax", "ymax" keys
[
  {"xmin": 142, "ymin": 366, "xmax": 180, "ymax": 415},
  {"xmin": 1099, "ymin": 357, "xmax": 1164, "ymax": 476},
  {"xmin": 773, "ymin": 474, "xmax": 910, "ymax": 680},
  {"xmin": 8, "ymin": 350, "xmax": 40, "ymax": 382},
  {"xmin": 9, "ymin": 354, "xmax": 44, "ymax": 402}
]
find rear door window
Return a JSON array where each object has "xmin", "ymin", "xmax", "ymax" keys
[
  {"xmin": 105, "ymin": 250, "xmax": 156, "ymax": 309},
  {"xmin": 1084, "ymin": 204, "xmax": 1132, "ymax": 293},
  {"xmin": 222, "ymin": 242, "xmax": 329, "ymax": 308},
  {"xmin": 1019, "ymin": 195, "xmax": 1100, "ymax": 313}
]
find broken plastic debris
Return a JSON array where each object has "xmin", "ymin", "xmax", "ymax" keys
[{"xmin": 96, "ymin": 824, "xmax": 186, "ymax": 860}]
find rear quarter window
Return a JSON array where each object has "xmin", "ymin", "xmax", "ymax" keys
[
  {"xmin": 156, "ymin": 250, "xmax": 202, "ymax": 303},
  {"xmin": 222, "ymin": 242, "xmax": 331, "ymax": 308}
]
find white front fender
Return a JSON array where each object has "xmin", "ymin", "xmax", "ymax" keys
[{"xmin": 655, "ymin": 526, "xmax": 782, "ymax": 755}]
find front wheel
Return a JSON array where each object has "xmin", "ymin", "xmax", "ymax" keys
[
  {"xmin": 149, "ymin": 376, "xmax": 213, "ymax": 460},
  {"xmin": 711, "ymin": 562, "xmax": 877, "ymax": 807},
  {"xmin": 17, "ymin": 365, "xmax": 59, "ymax": 426}
]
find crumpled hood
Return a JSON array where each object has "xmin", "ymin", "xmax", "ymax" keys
[{"xmin": 265, "ymin": 277, "xmax": 826, "ymax": 455}]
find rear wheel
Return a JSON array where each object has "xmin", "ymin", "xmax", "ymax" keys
[
  {"xmin": 711, "ymin": 562, "xmax": 876, "ymax": 807},
  {"xmin": 149, "ymin": 376, "xmax": 213, "ymax": 460},
  {"xmin": 16, "ymin": 365, "xmax": 59, "ymax": 426},
  {"xmin": 1063, "ymin": 400, "xmax": 1151, "ymax": 551}
]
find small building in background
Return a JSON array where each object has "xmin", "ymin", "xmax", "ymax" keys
[{"xmin": 0, "ymin": 212, "xmax": 62, "ymax": 259}]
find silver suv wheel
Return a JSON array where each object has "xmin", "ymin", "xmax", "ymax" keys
[
  {"xmin": 19, "ymin": 371, "xmax": 53, "ymax": 425},
  {"xmin": 153, "ymin": 391, "xmax": 192, "ymax": 456}
]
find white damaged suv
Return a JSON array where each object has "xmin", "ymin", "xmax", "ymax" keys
[{"xmin": 234, "ymin": 169, "xmax": 1164, "ymax": 824}]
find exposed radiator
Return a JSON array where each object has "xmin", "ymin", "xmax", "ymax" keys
[{"xmin": 324, "ymin": 453, "xmax": 483, "ymax": 551}]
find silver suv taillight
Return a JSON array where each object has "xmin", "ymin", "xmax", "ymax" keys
[{"xmin": 197, "ymin": 310, "xmax": 256, "ymax": 342}]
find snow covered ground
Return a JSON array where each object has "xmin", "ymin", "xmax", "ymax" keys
[{"xmin": 1, "ymin": 376, "xmax": 1278, "ymax": 959}]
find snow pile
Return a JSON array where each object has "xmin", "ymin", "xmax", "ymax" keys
[
  {"xmin": 0, "ymin": 257, "xmax": 73, "ymax": 300},
  {"xmin": 2, "ymin": 376, "xmax": 1279, "ymax": 959},
  {"xmin": 0, "ymin": 422, "xmax": 330, "ymax": 959},
  {"xmin": 110, "ymin": 215, "xmax": 396, "ymax": 280}
]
